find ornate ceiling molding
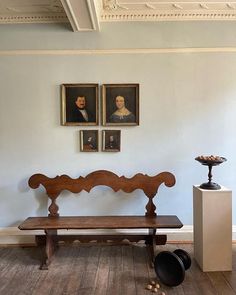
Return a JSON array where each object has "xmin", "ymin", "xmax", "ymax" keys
[
  {"xmin": 0, "ymin": 0, "xmax": 68, "ymax": 24},
  {"xmin": 101, "ymin": 0, "xmax": 236, "ymax": 20},
  {"xmin": 0, "ymin": 15, "xmax": 68, "ymax": 24},
  {"xmin": 1, "ymin": 0, "xmax": 236, "ymax": 29},
  {"xmin": 0, "ymin": 0, "xmax": 100, "ymax": 30}
]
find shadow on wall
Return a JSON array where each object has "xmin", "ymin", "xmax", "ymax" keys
[
  {"xmin": 18, "ymin": 177, "xmax": 31, "ymax": 193},
  {"xmin": 34, "ymin": 190, "xmax": 49, "ymax": 216},
  {"xmin": 18, "ymin": 177, "xmax": 49, "ymax": 216}
]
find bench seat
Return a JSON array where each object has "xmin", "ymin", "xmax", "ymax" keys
[{"xmin": 19, "ymin": 215, "xmax": 183, "ymax": 230}]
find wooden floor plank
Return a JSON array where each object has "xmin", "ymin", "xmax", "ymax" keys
[
  {"xmin": 0, "ymin": 248, "xmax": 17, "ymax": 278},
  {"xmin": 120, "ymin": 245, "xmax": 136, "ymax": 295},
  {"xmin": 78, "ymin": 245, "xmax": 101, "ymax": 295},
  {"xmin": 109, "ymin": 245, "xmax": 123, "ymax": 272},
  {"xmin": 0, "ymin": 243, "xmax": 236, "ymax": 295},
  {"xmin": 207, "ymin": 272, "xmax": 236, "ymax": 295},
  {"xmin": 61, "ymin": 246, "xmax": 87, "ymax": 295},
  {"xmin": 106, "ymin": 246, "xmax": 123, "ymax": 295},
  {"xmin": 0, "ymin": 248, "xmax": 39, "ymax": 295},
  {"xmin": 133, "ymin": 245, "xmax": 155, "ymax": 295},
  {"xmin": 93, "ymin": 246, "xmax": 110, "ymax": 295},
  {"xmin": 222, "ymin": 271, "xmax": 236, "ymax": 293},
  {"xmin": 31, "ymin": 246, "xmax": 75, "ymax": 295},
  {"xmin": 179, "ymin": 244, "xmax": 217, "ymax": 295},
  {"xmin": 107, "ymin": 269, "xmax": 122, "ymax": 295},
  {"xmin": 12, "ymin": 248, "xmax": 47, "ymax": 295}
]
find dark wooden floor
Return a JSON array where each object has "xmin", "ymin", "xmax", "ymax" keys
[{"xmin": 0, "ymin": 243, "xmax": 236, "ymax": 295}]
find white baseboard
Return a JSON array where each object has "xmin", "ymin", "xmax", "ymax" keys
[{"xmin": 0, "ymin": 226, "xmax": 236, "ymax": 245}]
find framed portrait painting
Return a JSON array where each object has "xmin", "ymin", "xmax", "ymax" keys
[
  {"xmin": 80, "ymin": 130, "xmax": 98, "ymax": 152},
  {"xmin": 102, "ymin": 84, "xmax": 139, "ymax": 126},
  {"xmin": 61, "ymin": 83, "xmax": 98, "ymax": 126},
  {"xmin": 102, "ymin": 130, "xmax": 121, "ymax": 152}
]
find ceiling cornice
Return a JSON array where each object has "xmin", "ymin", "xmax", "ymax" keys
[
  {"xmin": 0, "ymin": 0, "xmax": 68, "ymax": 24},
  {"xmin": 0, "ymin": 0, "xmax": 100, "ymax": 31},
  {"xmin": 0, "ymin": 14, "xmax": 68, "ymax": 24},
  {"xmin": 1, "ymin": 0, "xmax": 236, "ymax": 31},
  {"xmin": 101, "ymin": 0, "xmax": 236, "ymax": 21}
]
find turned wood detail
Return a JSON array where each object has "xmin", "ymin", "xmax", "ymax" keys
[{"xmin": 28, "ymin": 170, "xmax": 176, "ymax": 217}]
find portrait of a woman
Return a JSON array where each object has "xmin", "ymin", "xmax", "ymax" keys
[
  {"xmin": 103, "ymin": 84, "xmax": 139, "ymax": 126},
  {"xmin": 109, "ymin": 95, "xmax": 135, "ymax": 123}
]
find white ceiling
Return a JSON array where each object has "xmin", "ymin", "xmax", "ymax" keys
[{"xmin": 0, "ymin": 0, "xmax": 236, "ymax": 32}]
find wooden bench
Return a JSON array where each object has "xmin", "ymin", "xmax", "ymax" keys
[{"xmin": 18, "ymin": 170, "xmax": 183, "ymax": 269}]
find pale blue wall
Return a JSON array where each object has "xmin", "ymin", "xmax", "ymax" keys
[
  {"xmin": 1, "ymin": 22, "xmax": 236, "ymax": 49},
  {"xmin": 0, "ymin": 22, "xmax": 236, "ymax": 227}
]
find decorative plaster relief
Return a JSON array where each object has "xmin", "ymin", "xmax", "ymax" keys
[
  {"xmin": 102, "ymin": 0, "xmax": 236, "ymax": 20},
  {"xmin": 0, "ymin": 0, "xmax": 68, "ymax": 23},
  {"xmin": 0, "ymin": 0, "xmax": 64, "ymax": 13}
]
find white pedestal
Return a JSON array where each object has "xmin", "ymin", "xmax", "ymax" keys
[{"xmin": 193, "ymin": 185, "xmax": 232, "ymax": 272}]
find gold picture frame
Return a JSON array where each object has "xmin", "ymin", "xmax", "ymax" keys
[
  {"xmin": 80, "ymin": 130, "xmax": 99, "ymax": 152},
  {"xmin": 61, "ymin": 83, "xmax": 98, "ymax": 126},
  {"xmin": 102, "ymin": 83, "xmax": 139, "ymax": 126},
  {"xmin": 102, "ymin": 130, "xmax": 121, "ymax": 152}
]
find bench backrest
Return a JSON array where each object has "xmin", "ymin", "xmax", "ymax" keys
[{"xmin": 28, "ymin": 170, "xmax": 175, "ymax": 217}]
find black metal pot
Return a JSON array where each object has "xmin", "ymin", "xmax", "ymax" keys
[{"xmin": 154, "ymin": 249, "xmax": 191, "ymax": 287}]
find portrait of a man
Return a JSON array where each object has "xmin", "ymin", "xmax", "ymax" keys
[
  {"xmin": 61, "ymin": 84, "xmax": 98, "ymax": 126},
  {"xmin": 80, "ymin": 130, "xmax": 98, "ymax": 152},
  {"xmin": 102, "ymin": 130, "xmax": 121, "ymax": 152},
  {"xmin": 102, "ymin": 84, "xmax": 139, "ymax": 126}
]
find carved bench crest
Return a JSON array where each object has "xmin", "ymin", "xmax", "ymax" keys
[{"xmin": 28, "ymin": 170, "xmax": 176, "ymax": 217}]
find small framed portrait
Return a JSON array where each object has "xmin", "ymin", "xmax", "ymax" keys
[
  {"xmin": 102, "ymin": 84, "xmax": 139, "ymax": 126},
  {"xmin": 102, "ymin": 130, "xmax": 121, "ymax": 152},
  {"xmin": 61, "ymin": 83, "xmax": 98, "ymax": 126},
  {"xmin": 80, "ymin": 130, "xmax": 98, "ymax": 152}
]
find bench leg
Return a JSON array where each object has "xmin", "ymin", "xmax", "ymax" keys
[
  {"xmin": 145, "ymin": 229, "xmax": 156, "ymax": 266},
  {"xmin": 145, "ymin": 230, "xmax": 167, "ymax": 266},
  {"xmin": 35, "ymin": 235, "xmax": 46, "ymax": 246},
  {"xmin": 40, "ymin": 230, "xmax": 58, "ymax": 270}
]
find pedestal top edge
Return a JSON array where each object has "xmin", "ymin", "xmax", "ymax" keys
[{"xmin": 193, "ymin": 185, "xmax": 231, "ymax": 192}]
